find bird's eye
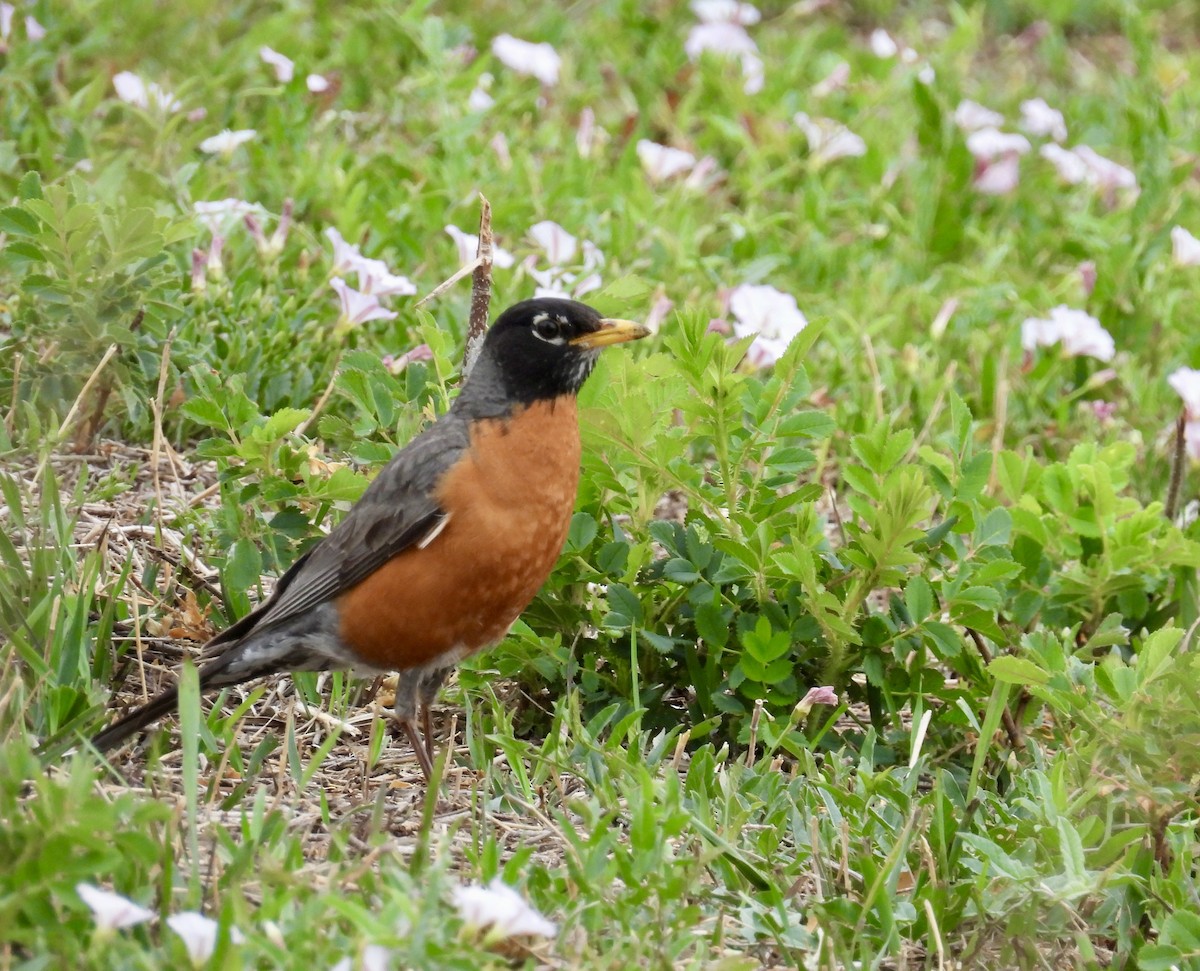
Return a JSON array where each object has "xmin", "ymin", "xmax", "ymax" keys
[{"xmin": 531, "ymin": 314, "xmax": 564, "ymax": 344}]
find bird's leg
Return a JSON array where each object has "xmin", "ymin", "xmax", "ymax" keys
[
  {"xmin": 392, "ymin": 672, "xmax": 433, "ymax": 781},
  {"xmin": 417, "ymin": 666, "xmax": 451, "ymax": 770}
]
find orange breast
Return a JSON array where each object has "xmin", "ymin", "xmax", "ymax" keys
[{"xmin": 335, "ymin": 396, "xmax": 581, "ymax": 672}]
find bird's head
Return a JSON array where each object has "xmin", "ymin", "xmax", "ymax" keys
[{"xmin": 463, "ymin": 297, "xmax": 650, "ymax": 410}]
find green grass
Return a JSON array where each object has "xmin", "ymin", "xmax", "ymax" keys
[{"xmin": 3, "ymin": 0, "xmax": 1200, "ymax": 967}]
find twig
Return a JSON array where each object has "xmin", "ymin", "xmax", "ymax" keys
[
  {"xmin": 35, "ymin": 342, "xmax": 119, "ymax": 483},
  {"xmin": 294, "ymin": 351, "xmax": 343, "ymax": 439},
  {"xmin": 150, "ymin": 329, "xmax": 176, "ymax": 539},
  {"xmin": 463, "ymin": 194, "xmax": 494, "ymax": 378},
  {"xmin": 414, "ymin": 258, "xmax": 483, "ymax": 309},
  {"xmin": 4, "ymin": 351, "xmax": 20, "ymax": 437},
  {"xmin": 1165, "ymin": 411, "xmax": 1187, "ymax": 523},
  {"xmin": 966, "ymin": 627, "xmax": 1024, "ymax": 751}
]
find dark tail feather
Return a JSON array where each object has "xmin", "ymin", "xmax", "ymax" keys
[
  {"xmin": 90, "ymin": 651, "xmax": 242, "ymax": 754},
  {"xmin": 90, "ymin": 685, "xmax": 183, "ymax": 753}
]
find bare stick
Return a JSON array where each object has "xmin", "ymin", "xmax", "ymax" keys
[
  {"xmin": 1165, "ymin": 411, "xmax": 1187, "ymax": 523},
  {"xmin": 294, "ymin": 350, "xmax": 343, "ymax": 440},
  {"xmin": 150, "ymin": 329, "xmax": 176, "ymax": 538},
  {"xmin": 463, "ymin": 194, "xmax": 494, "ymax": 378},
  {"xmin": 414, "ymin": 258, "xmax": 483, "ymax": 309}
]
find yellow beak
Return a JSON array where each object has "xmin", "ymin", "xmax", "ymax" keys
[{"xmin": 570, "ymin": 318, "xmax": 652, "ymax": 349}]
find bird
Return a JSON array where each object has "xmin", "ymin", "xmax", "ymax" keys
[{"xmin": 90, "ymin": 297, "xmax": 650, "ymax": 779}]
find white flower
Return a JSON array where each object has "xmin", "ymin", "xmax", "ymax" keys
[
  {"xmin": 468, "ymin": 86, "xmax": 494, "ymax": 111},
  {"xmin": 24, "ymin": 14, "xmax": 45, "ymax": 41},
  {"xmin": 112, "ymin": 71, "xmax": 181, "ymax": 113},
  {"xmin": 685, "ymin": 22, "xmax": 763, "ymax": 94},
  {"xmin": 353, "ymin": 258, "xmax": 417, "ymax": 297},
  {"xmin": 1168, "ymin": 367, "xmax": 1200, "ymax": 417},
  {"xmin": 1186, "ymin": 421, "xmax": 1200, "ymax": 462},
  {"xmin": 193, "ymin": 198, "xmax": 264, "ymax": 235},
  {"xmin": 444, "ymin": 224, "xmax": 515, "ymax": 268},
  {"xmin": 691, "ymin": 0, "xmax": 760, "ymax": 24},
  {"xmin": 811, "ymin": 61, "xmax": 849, "ymax": 97},
  {"xmin": 259, "ymin": 46, "xmax": 294, "ymax": 83},
  {"xmin": 965, "ymin": 127, "xmax": 1031, "ymax": 161},
  {"xmin": 306, "ymin": 73, "xmax": 331, "ymax": 93},
  {"xmin": 869, "ymin": 28, "xmax": 898, "ymax": 58},
  {"xmin": 636, "ymin": 140, "xmax": 697, "ymax": 182},
  {"xmin": 76, "ymin": 883, "xmax": 155, "ymax": 932},
  {"xmin": 794, "ymin": 113, "xmax": 866, "ymax": 163},
  {"xmin": 917, "ymin": 63, "xmax": 935, "ymax": 85},
  {"xmin": 452, "ymin": 878, "xmax": 557, "ymax": 939},
  {"xmin": 953, "ymin": 99, "xmax": 1004, "ymax": 132},
  {"xmin": 729, "ymin": 283, "xmax": 808, "ymax": 367},
  {"xmin": 199, "ymin": 129, "xmax": 256, "ymax": 155},
  {"xmin": 491, "ymin": 34, "xmax": 561, "ymax": 87},
  {"xmin": 1020, "ymin": 305, "xmax": 1114, "ymax": 362},
  {"xmin": 330, "ymin": 277, "xmax": 398, "ymax": 327},
  {"xmin": 1171, "ymin": 226, "xmax": 1200, "ymax": 267},
  {"xmin": 529, "ymin": 221, "xmax": 578, "ymax": 265},
  {"xmin": 1019, "ymin": 97, "xmax": 1066, "ymax": 142},
  {"xmin": 167, "ymin": 912, "xmax": 243, "ymax": 967},
  {"xmin": 331, "ymin": 944, "xmax": 391, "ymax": 971},
  {"xmin": 1073, "ymin": 145, "xmax": 1137, "ymax": 193},
  {"xmin": 324, "ymin": 226, "xmax": 366, "ymax": 275},
  {"xmin": 0, "ymin": 3, "xmax": 12, "ymax": 41},
  {"xmin": 1039, "ymin": 143, "xmax": 1089, "ymax": 184}
]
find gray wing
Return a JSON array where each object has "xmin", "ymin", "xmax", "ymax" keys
[{"xmin": 202, "ymin": 414, "xmax": 471, "ymax": 656}]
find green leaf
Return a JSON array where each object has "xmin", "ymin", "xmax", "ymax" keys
[
  {"xmin": 0, "ymin": 206, "xmax": 41, "ymax": 236},
  {"xmin": 225, "ymin": 538, "xmax": 264, "ymax": 595},
  {"xmin": 905, "ymin": 576, "xmax": 933, "ymax": 622},
  {"xmin": 988, "ymin": 656, "xmax": 1050, "ymax": 686}
]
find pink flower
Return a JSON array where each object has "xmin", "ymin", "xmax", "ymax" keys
[
  {"xmin": 491, "ymin": 34, "xmax": 561, "ymax": 87},
  {"xmin": 353, "ymin": 258, "xmax": 416, "ymax": 297},
  {"xmin": 954, "ymin": 99, "xmax": 1004, "ymax": 132},
  {"xmin": 0, "ymin": 4, "xmax": 12, "ymax": 42},
  {"xmin": 636, "ymin": 140, "xmax": 697, "ymax": 182},
  {"xmin": 645, "ymin": 295, "xmax": 674, "ymax": 331},
  {"xmin": 966, "ymin": 128, "xmax": 1030, "ymax": 195},
  {"xmin": 1073, "ymin": 145, "xmax": 1137, "ymax": 194},
  {"xmin": 383, "ymin": 343, "xmax": 434, "ymax": 375},
  {"xmin": 452, "ymin": 879, "xmax": 557, "ymax": 939},
  {"xmin": 973, "ymin": 154, "xmax": 1021, "ymax": 195},
  {"xmin": 685, "ymin": 22, "xmax": 763, "ymax": 94},
  {"xmin": 330, "ymin": 277, "xmax": 398, "ymax": 329},
  {"xmin": 306, "ymin": 73, "xmax": 331, "ymax": 93},
  {"xmin": 24, "ymin": 14, "xmax": 45, "ymax": 41},
  {"xmin": 324, "ymin": 226, "xmax": 365, "ymax": 275},
  {"xmin": 1089, "ymin": 401, "xmax": 1117, "ymax": 422},
  {"xmin": 1021, "ymin": 306, "xmax": 1115, "ymax": 362},
  {"xmin": 1171, "ymin": 226, "xmax": 1200, "ymax": 267},
  {"xmin": 966, "ymin": 128, "xmax": 1031, "ymax": 160},
  {"xmin": 259, "ymin": 46, "xmax": 294, "ymax": 83},
  {"xmin": 112, "ymin": 71, "xmax": 181, "ymax": 113},
  {"xmin": 1079, "ymin": 261, "xmax": 1097, "ymax": 296},
  {"xmin": 794, "ymin": 112, "xmax": 866, "ymax": 163},
  {"xmin": 1019, "ymin": 97, "xmax": 1067, "ymax": 142},
  {"xmin": 728, "ymin": 283, "xmax": 808, "ymax": 367}
]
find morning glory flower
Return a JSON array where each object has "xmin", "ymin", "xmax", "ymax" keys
[
  {"xmin": 1019, "ymin": 97, "xmax": 1067, "ymax": 142},
  {"xmin": 491, "ymin": 34, "xmax": 561, "ymax": 86},
  {"xmin": 1171, "ymin": 226, "xmax": 1200, "ymax": 267},
  {"xmin": 794, "ymin": 113, "xmax": 867, "ymax": 163},
  {"xmin": 452, "ymin": 879, "xmax": 557, "ymax": 939},
  {"xmin": 113, "ymin": 71, "xmax": 182, "ymax": 113},
  {"xmin": 330, "ymin": 277, "xmax": 398, "ymax": 329},
  {"xmin": 953, "ymin": 99, "xmax": 1004, "ymax": 132},
  {"xmin": 199, "ymin": 129, "xmax": 256, "ymax": 156},
  {"xmin": 728, "ymin": 283, "xmax": 808, "ymax": 368},
  {"xmin": 444, "ymin": 224, "xmax": 515, "ymax": 268},
  {"xmin": 306, "ymin": 73, "xmax": 331, "ymax": 92},
  {"xmin": 76, "ymin": 883, "xmax": 155, "ymax": 932},
  {"xmin": 636, "ymin": 140, "xmax": 698, "ymax": 182},
  {"xmin": 259, "ymin": 46, "xmax": 295, "ymax": 83},
  {"xmin": 1020, "ymin": 305, "xmax": 1115, "ymax": 361},
  {"xmin": 166, "ymin": 912, "xmax": 244, "ymax": 967}
]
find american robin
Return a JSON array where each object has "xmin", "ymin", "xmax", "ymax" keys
[{"xmin": 91, "ymin": 297, "xmax": 649, "ymax": 779}]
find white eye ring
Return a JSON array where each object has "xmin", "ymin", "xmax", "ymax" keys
[{"xmin": 531, "ymin": 313, "xmax": 565, "ymax": 344}]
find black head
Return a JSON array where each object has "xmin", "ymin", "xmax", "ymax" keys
[{"xmin": 459, "ymin": 298, "xmax": 649, "ymax": 413}]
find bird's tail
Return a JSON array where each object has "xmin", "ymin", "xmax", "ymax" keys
[{"xmin": 90, "ymin": 649, "xmax": 242, "ymax": 754}]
